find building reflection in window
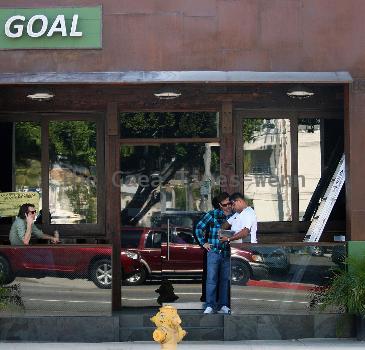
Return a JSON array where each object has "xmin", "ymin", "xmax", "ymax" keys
[
  {"xmin": 243, "ymin": 118, "xmax": 292, "ymax": 222},
  {"xmin": 15, "ymin": 121, "xmax": 42, "ymax": 210},
  {"xmin": 49, "ymin": 121, "xmax": 97, "ymax": 224},
  {"xmin": 298, "ymin": 119, "xmax": 321, "ymax": 221}
]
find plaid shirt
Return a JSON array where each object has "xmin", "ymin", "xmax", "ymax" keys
[{"xmin": 195, "ymin": 209, "xmax": 230, "ymax": 257}]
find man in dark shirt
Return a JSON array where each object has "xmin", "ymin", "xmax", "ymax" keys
[{"xmin": 195, "ymin": 192, "xmax": 232, "ymax": 314}]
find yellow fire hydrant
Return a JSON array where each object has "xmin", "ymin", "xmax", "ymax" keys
[{"xmin": 150, "ymin": 305, "xmax": 187, "ymax": 350}]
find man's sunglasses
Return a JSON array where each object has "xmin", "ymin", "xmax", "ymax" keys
[
  {"xmin": 220, "ymin": 202, "xmax": 231, "ymax": 207},
  {"xmin": 27, "ymin": 210, "xmax": 37, "ymax": 214}
]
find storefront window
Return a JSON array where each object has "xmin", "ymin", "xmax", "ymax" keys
[
  {"xmin": 120, "ymin": 112, "xmax": 219, "ymax": 138},
  {"xmin": 49, "ymin": 121, "xmax": 97, "ymax": 224},
  {"xmin": 120, "ymin": 142, "xmax": 220, "ymax": 307},
  {"xmin": 243, "ymin": 118, "xmax": 292, "ymax": 222}
]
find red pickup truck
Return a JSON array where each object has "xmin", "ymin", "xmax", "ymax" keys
[
  {"xmin": 0, "ymin": 244, "xmax": 143, "ymax": 289},
  {"xmin": 121, "ymin": 227, "xmax": 270, "ymax": 286}
]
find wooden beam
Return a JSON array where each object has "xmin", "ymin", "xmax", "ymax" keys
[
  {"xmin": 107, "ymin": 103, "xmax": 118, "ymax": 136},
  {"xmin": 120, "ymin": 137, "xmax": 219, "ymax": 145},
  {"xmin": 291, "ymin": 117, "xmax": 299, "ymax": 228},
  {"xmin": 344, "ymin": 84, "xmax": 352, "ymax": 240},
  {"xmin": 220, "ymin": 101, "xmax": 238, "ymax": 193},
  {"xmin": 234, "ymin": 112, "xmax": 243, "ymax": 194},
  {"xmin": 105, "ymin": 102, "xmax": 122, "ymax": 311},
  {"xmin": 222, "ymin": 101, "xmax": 233, "ymax": 134},
  {"xmin": 41, "ymin": 117, "xmax": 50, "ymax": 232}
]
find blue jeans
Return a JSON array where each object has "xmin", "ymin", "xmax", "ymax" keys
[{"xmin": 206, "ymin": 250, "xmax": 231, "ymax": 309}]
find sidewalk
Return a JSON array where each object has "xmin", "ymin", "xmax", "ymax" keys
[{"xmin": 0, "ymin": 339, "xmax": 364, "ymax": 350}]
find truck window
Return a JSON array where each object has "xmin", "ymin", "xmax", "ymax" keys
[
  {"xmin": 121, "ymin": 229, "xmax": 143, "ymax": 248},
  {"xmin": 146, "ymin": 231, "xmax": 167, "ymax": 248},
  {"xmin": 172, "ymin": 231, "xmax": 196, "ymax": 245}
]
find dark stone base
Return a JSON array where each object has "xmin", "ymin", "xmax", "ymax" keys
[
  {"xmin": 0, "ymin": 313, "xmax": 356, "ymax": 342},
  {"xmin": 356, "ymin": 315, "xmax": 365, "ymax": 341}
]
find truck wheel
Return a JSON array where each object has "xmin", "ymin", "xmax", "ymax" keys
[
  {"xmin": 124, "ymin": 267, "xmax": 147, "ymax": 286},
  {"xmin": 0, "ymin": 256, "xmax": 15, "ymax": 285},
  {"xmin": 231, "ymin": 260, "xmax": 250, "ymax": 286},
  {"xmin": 90, "ymin": 258, "xmax": 112, "ymax": 289}
]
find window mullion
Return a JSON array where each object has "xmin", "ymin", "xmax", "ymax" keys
[
  {"xmin": 291, "ymin": 116, "xmax": 299, "ymax": 227},
  {"xmin": 41, "ymin": 117, "xmax": 50, "ymax": 232}
]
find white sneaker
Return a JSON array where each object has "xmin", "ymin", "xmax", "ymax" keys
[
  {"xmin": 217, "ymin": 306, "xmax": 231, "ymax": 314},
  {"xmin": 203, "ymin": 306, "xmax": 214, "ymax": 314}
]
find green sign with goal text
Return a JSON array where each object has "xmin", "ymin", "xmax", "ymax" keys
[{"xmin": 0, "ymin": 6, "xmax": 101, "ymax": 49}]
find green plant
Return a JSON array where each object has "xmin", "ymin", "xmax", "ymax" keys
[
  {"xmin": 309, "ymin": 257, "xmax": 365, "ymax": 316},
  {"xmin": 0, "ymin": 275, "xmax": 24, "ymax": 312}
]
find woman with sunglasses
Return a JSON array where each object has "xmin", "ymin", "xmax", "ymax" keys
[{"xmin": 9, "ymin": 203, "xmax": 60, "ymax": 245}]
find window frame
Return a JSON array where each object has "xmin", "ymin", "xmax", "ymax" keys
[
  {"xmin": 234, "ymin": 109, "xmax": 344, "ymax": 234},
  {"xmin": 0, "ymin": 112, "xmax": 105, "ymax": 239}
]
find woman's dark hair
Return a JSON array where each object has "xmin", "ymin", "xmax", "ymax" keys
[{"xmin": 18, "ymin": 203, "xmax": 34, "ymax": 219}]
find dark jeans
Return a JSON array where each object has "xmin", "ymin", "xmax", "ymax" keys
[{"xmin": 205, "ymin": 250, "xmax": 230, "ymax": 309}]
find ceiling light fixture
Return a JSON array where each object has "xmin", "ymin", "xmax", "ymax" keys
[
  {"xmin": 153, "ymin": 89, "xmax": 181, "ymax": 100},
  {"xmin": 286, "ymin": 86, "xmax": 314, "ymax": 99},
  {"xmin": 27, "ymin": 92, "xmax": 55, "ymax": 101}
]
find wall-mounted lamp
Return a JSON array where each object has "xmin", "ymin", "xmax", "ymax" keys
[
  {"xmin": 286, "ymin": 86, "xmax": 314, "ymax": 99},
  {"xmin": 153, "ymin": 89, "xmax": 181, "ymax": 100},
  {"xmin": 27, "ymin": 91, "xmax": 55, "ymax": 101}
]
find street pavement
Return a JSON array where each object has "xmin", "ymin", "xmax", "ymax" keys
[
  {"xmin": 0, "ymin": 339, "xmax": 364, "ymax": 350},
  {"xmin": 17, "ymin": 276, "xmax": 313, "ymax": 315}
]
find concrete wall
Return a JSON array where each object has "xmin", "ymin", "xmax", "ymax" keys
[{"xmin": 0, "ymin": 313, "xmax": 356, "ymax": 341}]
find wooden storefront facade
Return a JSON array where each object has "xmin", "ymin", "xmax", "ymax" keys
[{"xmin": 0, "ymin": 1, "xmax": 364, "ymax": 312}]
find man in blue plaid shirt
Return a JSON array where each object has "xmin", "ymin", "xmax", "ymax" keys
[{"xmin": 195, "ymin": 192, "xmax": 232, "ymax": 314}]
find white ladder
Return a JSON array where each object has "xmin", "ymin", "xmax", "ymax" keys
[{"xmin": 303, "ymin": 154, "xmax": 345, "ymax": 243}]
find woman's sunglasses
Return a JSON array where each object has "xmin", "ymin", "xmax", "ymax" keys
[
  {"xmin": 220, "ymin": 202, "xmax": 231, "ymax": 207},
  {"xmin": 27, "ymin": 210, "xmax": 37, "ymax": 214}
]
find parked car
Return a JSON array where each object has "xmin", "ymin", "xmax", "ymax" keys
[
  {"xmin": 248, "ymin": 246, "xmax": 290, "ymax": 274},
  {"xmin": 0, "ymin": 245, "xmax": 143, "ymax": 289},
  {"xmin": 121, "ymin": 226, "xmax": 269, "ymax": 286}
]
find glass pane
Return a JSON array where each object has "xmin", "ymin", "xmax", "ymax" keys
[
  {"xmin": 120, "ymin": 143, "xmax": 220, "ymax": 308},
  {"xmin": 0, "ymin": 121, "xmax": 41, "ymax": 227},
  {"xmin": 120, "ymin": 112, "xmax": 219, "ymax": 138},
  {"xmin": 49, "ymin": 121, "xmax": 97, "ymax": 224},
  {"xmin": 243, "ymin": 119, "xmax": 292, "ymax": 221},
  {"xmin": 298, "ymin": 118, "xmax": 345, "ymax": 222},
  {"xmin": 298, "ymin": 119, "xmax": 321, "ymax": 221},
  {"xmin": 15, "ymin": 122, "xmax": 42, "ymax": 197},
  {"xmin": 231, "ymin": 243, "xmax": 346, "ymax": 314},
  {"xmin": 121, "ymin": 143, "xmax": 220, "ymax": 227},
  {"xmin": 0, "ymin": 244, "xmax": 112, "ymax": 315}
]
